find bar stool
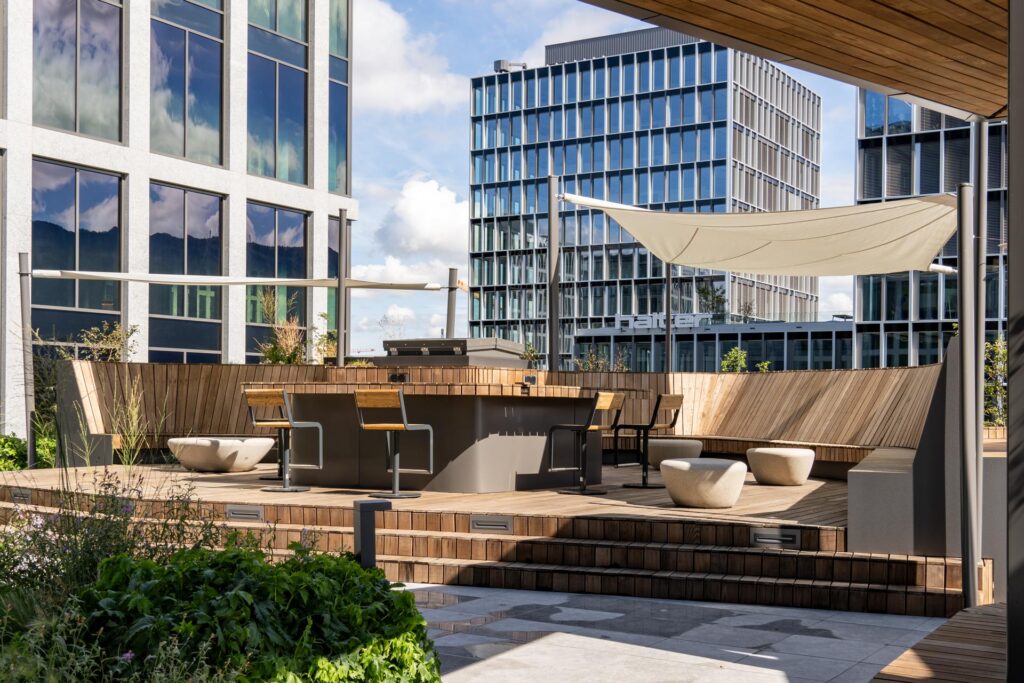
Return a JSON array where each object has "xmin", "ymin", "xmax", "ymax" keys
[
  {"xmin": 549, "ymin": 391, "xmax": 624, "ymax": 496},
  {"xmin": 354, "ymin": 389, "xmax": 434, "ymax": 499},
  {"xmin": 615, "ymin": 393, "xmax": 685, "ymax": 489},
  {"xmin": 243, "ymin": 388, "xmax": 323, "ymax": 493}
]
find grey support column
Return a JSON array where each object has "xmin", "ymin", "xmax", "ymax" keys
[
  {"xmin": 664, "ymin": 265, "xmax": 674, "ymax": 372},
  {"xmin": 353, "ymin": 499, "xmax": 392, "ymax": 569},
  {"xmin": 18, "ymin": 253, "xmax": 35, "ymax": 467},
  {"xmin": 547, "ymin": 175, "xmax": 560, "ymax": 371},
  {"xmin": 1007, "ymin": 1, "xmax": 1023, "ymax": 675},
  {"xmin": 957, "ymin": 183, "xmax": 979, "ymax": 607},
  {"xmin": 974, "ymin": 120, "xmax": 988, "ymax": 551},
  {"xmin": 335, "ymin": 209, "xmax": 347, "ymax": 366},
  {"xmin": 446, "ymin": 268, "xmax": 458, "ymax": 339}
]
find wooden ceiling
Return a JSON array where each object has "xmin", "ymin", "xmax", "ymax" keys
[{"xmin": 583, "ymin": 0, "xmax": 1008, "ymax": 119}]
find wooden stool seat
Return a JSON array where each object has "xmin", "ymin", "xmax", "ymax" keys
[
  {"xmin": 243, "ymin": 388, "xmax": 323, "ymax": 493},
  {"xmin": 615, "ymin": 393, "xmax": 684, "ymax": 489},
  {"xmin": 354, "ymin": 389, "xmax": 434, "ymax": 499},
  {"xmin": 549, "ymin": 391, "xmax": 624, "ymax": 495}
]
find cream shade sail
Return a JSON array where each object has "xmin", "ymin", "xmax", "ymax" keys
[
  {"xmin": 31, "ymin": 270, "xmax": 442, "ymax": 290},
  {"xmin": 561, "ymin": 193, "xmax": 958, "ymax": 276}
]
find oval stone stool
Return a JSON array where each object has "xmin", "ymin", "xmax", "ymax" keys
[
  {"xmin": 648, "ymin": 438, "xmax": 703, "ymax": 469},
  {"xmin": 746, "ymin": 447, "xmax": 815, "ymax": 486},
  {"xmin": 169, "ymin": 437, "xmax": 275, "ymax": 473},
  {"xmin": 660, "ymin": 458, "xmax": 747, "ymax": 508}
]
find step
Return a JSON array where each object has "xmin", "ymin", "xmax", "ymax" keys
[
  {"xmin": 0, "ymin": 500, "xmax": 957, "ymax": 591},
  {"xmin": 0, "ymin": 483, "xmax": 845, "ymax": 552},
  {"xmin": 376, "ymin": 555, "xmax": 964, "ymax": 618}
]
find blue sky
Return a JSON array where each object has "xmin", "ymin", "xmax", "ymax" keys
[{"xmin": 347, "ymin": 0, "xmax": 857, "ymax": 353}]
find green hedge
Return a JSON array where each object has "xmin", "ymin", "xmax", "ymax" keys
[{"xmin": 2, "ymin": 544, "xmax": 439, "ymax": 682}]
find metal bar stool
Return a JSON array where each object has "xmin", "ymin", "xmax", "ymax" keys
[
  {"xmin": 243, "ymin": 388, "xmax": 323, "ymax": 493},
  {"xmin": 616, "ymin": 393, "xmax": 684, "ymax": 489},
  {"xmin": 354, "ymin": 389, "xmax": 434, "ymax": 499},
  {"xmin": 549, "ymin": 391, "xmax": 624, "ymax": 496}
]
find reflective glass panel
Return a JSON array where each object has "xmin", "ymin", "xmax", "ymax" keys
[
  {"xmin": 33, "ymin": 0, "xmax": 78, "ymax": 131},
  {"xmin": 247, "ymin": 54, "xmax": 276, "ymax": 177},
  {"xmin": 187, "ymin": 33, "xmax": 222, "ymax": 164},
  {"xmin": 78, "ymin": 0, "xmax": 121, "ymax": 140},
  {"xmin": 149, "ymin": 184, "xmax": 185, "ymax": 274},
  {"xmin": 329, "ymin": 0, "xmax": 348, "ymax": 57},
  {"xmin": 32, "ymin": 161, "xmax": 76, "ymax": 307},
  {"xmin": 150, "ymin": 21, "xmax": 186, "ymax": 156}
]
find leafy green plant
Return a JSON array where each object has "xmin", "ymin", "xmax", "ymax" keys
[
  {"xmin": 755, "ymin": 360, "xmax": 772, "ymax": 373},
  {"xmin": 521, "ymin": 343, "xmax": 541, "ymax": 369},
  {"xmin": 0, "ymin": 435, "xmax": 27, "ymax": 471},
  {"xmin": 78, "ymin": 544, "xmax": 439, "ymax": 681},
  {"xmin": 985, "ymin": 335, "xmax": 1007, "ymax": 426},
  {"xmin": 345, "ymin": 359, "xmax": 375, "ymax": 368},
  {"xmin": 720, "ymin": 346, "xmax": 748, "ymax": 373}
]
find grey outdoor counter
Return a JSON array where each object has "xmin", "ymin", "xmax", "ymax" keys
[{"xmin": 243, "ymin": 382, "xmax": 603, "ymax": 493}]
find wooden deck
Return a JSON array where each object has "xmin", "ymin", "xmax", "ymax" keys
[
  {"xmin": 873, "ymin": 603, "xmax": 1006, "ymax": 682},
  {"xmin": 0, "ymin": 463, "xmax": 848, "ymax": 529}
]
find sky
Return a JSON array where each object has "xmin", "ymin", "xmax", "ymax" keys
[{"xmin": 347, "ymin": 0, "xmax": 858, "ymax": 354}]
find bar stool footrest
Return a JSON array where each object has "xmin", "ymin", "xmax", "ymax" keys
[
  {"xmin": 262, "ymin": 485, "xmax": 311, "ymax": 493},
  {"xmin": 370, "ymin": 491, "xmax": 421, "ymax": 499},
  {"xmin": 622, "ymin": 482, "xmax": 665, "ymax": 489},
  {"xmin": 557, "ymin": 488, "xmax": 607, "ymax": 496}
]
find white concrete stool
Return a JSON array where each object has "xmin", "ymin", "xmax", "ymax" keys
[
  {"xmin": 648, "ymin": 438, "xmax": 703, "ymax": 470},
  {"xmin": 169, "ymin": 437, "xmax": 275, "ymax": 473},
  {"xmin": 661, "ymin": 458, "xmax": 747, "ymax": 508},
  {"xmin": 746, "ymin": 447, "xmax": 815, "ymax": 486}
]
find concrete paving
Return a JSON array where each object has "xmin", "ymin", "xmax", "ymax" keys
[{"xmin": 405, "ymin": 584, "xmax": 945, "ymax": 683}]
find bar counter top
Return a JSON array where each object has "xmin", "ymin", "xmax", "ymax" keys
[{"xmin": 242, "ymin": 382, "xmax": 621, "ymax": 399}]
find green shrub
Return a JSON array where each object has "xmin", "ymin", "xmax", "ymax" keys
[
  {"xmin": 0, "ymin": 435, "xmax": 27, "ymax": 471},
  {"xmin": 79, "ymin": 544, "xmax": 439, "ymax": 682}
]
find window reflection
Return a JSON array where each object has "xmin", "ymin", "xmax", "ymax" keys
[
  {"xmin": 32, "ymin": 159, "xmax": 122, "ymax": 343},
  {"xmin": 34, "ymin": 0, "xmax": 122, "ymax": 141},
  {"xmin": 151, "ymin": 0, "xmax": 224, "ymax": 164},
  {"xmin": 247, "ymin": 0, "xmax": 308, "ymax": 183}
]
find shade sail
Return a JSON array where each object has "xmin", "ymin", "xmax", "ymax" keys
[
  {"xmin": 31, "ymin": 270, "xmax": 441, "ymax": 290},
  {"xmin": 561, "ymin": 193, "xmax": 958, "ymax": 277}
]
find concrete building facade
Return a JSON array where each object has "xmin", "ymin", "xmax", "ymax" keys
[
  {"xmin": 468, "ymin": 28, "xmax": 822, "ymax": 370},
  {"xmin": 0, "ymin": 0, "xmax": 355, "ymax": 436}
]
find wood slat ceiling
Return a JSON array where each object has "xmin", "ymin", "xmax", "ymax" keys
[{"xmin": 584, "ymin": 0, "xmax": 1008, "ymax": 119}]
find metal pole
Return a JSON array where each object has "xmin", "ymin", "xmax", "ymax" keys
[
  {"xmin": 18, "ymin": 253, "xmax": 35, "ymax": 468},
  {"xmin": 335, "ymin": 209, "xmax": 348, "ymax": 366},
  {"xmin": 446, "ymin": 268, "xmax": 458, "ymax": 339},
  {"xmin": 1008, "ymin": 2, "xmax": 1023, "ymax": 670},
  {"xmin": 957, "ymin": 183, "xmax": 979, "ymax": 607},
  {"xmin": 547, "ymin": 175, "xmax": 560, "ymax": 371},
  {"xmin": 664, "ymin": 264, "xmax": 674, "ymax": 372},
  {"xmin": 974, "ymin": 120, "xmax": 988, "ymax": 562}
]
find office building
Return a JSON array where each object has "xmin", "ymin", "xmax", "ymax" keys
[
  {"xmin": 468, "ymin": 28, "xmax": 822, "ymax": 369},
  {"xmin": 854, "ymin": 90, "xmax": 1007, "ymax": 367},
  {"xmin": 0, "ymin": 0, "xmax": 354, "ymax": 435}
]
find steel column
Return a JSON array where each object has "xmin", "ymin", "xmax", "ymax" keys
[
  {"xmin": 18, "ymin": 254, "xmax": 35, "ymax": 467},
  {"xmin": 957, "ymin": 183, "xmax": 979, "ymax": 607},
  {"xmin": 974, "ymin": 120, "xmax": 988, "ymax": 556},
  {"xmin": 446, "ymin": 268, "xmax": 458, "ymax": 339},
  {"xmin": 664, "ymin": 265, "xmax": 674, "ymax": 372},
  {"xmin": 335, "ymin": 209, "xmax": 350, "ymax": 365},
  {"xmin": 547, "ymin": 176, "xmax": 560, "ymax": 370}
]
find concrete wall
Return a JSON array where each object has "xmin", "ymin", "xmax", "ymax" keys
[{"xmin": 0, "ymin": 2, "xmax": 358, "ymax": 437}]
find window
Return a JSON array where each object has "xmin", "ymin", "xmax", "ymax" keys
[
  {"xmin": 943, "ymin": 129, "xmax": 970, "ymax": 193},
  {"xmin": 862, "ymin": 90, "xmax": 885, "ymax": 137},
  {"xmin": 32, "ymin": 159, "xmax": 122, "ymax": 343},
  {"xmin": 887, "ymin": 98, "xmax": 912, "ymax": 135},
  {"xmin": 328, "ymin": 0, "xmax": 350, "ymax": 194},
  {"xmin": 149, "ymin": 183, "xmax": 223, "ymax": 362},
  {"xmin": 859, "ymin": 139, "xmax": 882, "ymax": 199},
  {"xmin": 248, "ymin": 0, "xmax": 308, "ymax": 184},
  {"xmin": 885, "ymin": 138, "xmax": 912, "ymax": 197},
  {"xmin": 33, "ymin": 0, "xmax": 122, "ymax": 141},
  {"xmin": 151, "ymin": 0, "xmax": 224, "ymax": 164},
  {"xmin": 246, "ymin": 202, "xmax": 308, "ymax": 361}
]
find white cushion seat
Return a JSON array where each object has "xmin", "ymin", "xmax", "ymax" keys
[
  {"xmin": 648, "ymin": 438, "xmax": 703, "ymax": 469},
  {"xmin": 169, "ymin": 437, "xmax": 275, "ymax": 473},
  {"xmin": 746, "ymin": 447, "xmax": 815, "ymax": 486},
  {"xmin": 660, "ymin": 457, "xmax": 747, "ymax": 508}
]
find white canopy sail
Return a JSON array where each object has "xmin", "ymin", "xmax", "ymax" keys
[
  {"xmin": 561, "ymin": 193, "xmax": 958, "ymax": 276},
  {"xmin": 31, "ymin": 270, "xmax": 441, "ymax": 290}
]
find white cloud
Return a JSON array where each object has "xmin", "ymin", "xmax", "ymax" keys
[
  {"xmin": 351, "ymin": 255, "xmax": 465, "ymax": 299},
  {"xmin": 352, "ymin": 0, "xmax": 466, "ymax": 113},
  {"xmin": 818, "ymin": 276, "xmax": 854, "ymax": 319},
  {"xmin": 374, "ymin": 178, "xmax": 469, "ymax": 261},
  {"xmin": 384, "ymin": 304, "xmax": 416, "ymax": 323},
  {"xmin": 515, "ymin": 4, "xmax": 645, "ymax": 67}
]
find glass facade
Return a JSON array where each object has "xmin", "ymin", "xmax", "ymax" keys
[
  {"xmin": 247, "ymin": 0, "xmax": 308, "ymax": 184},
  {"xmin": 245, "ymin": 201, "xmax": 308, "ymax": 361},
  {"xmin": 469, "ymin": 30, "xmax": 821, "ymax": 368},
  {"xmin": 855, "ymin": 89, "xmax": 1007, "ymax": 366},
  {"xmin": 328, "ymin": 0, "xmax": 350, "ymax": 195},
  {"xmin": 32, "ymin": 159, "xmax": 122, "ymax": 345},
  {"xmin": 148, "ymin": 183, "xmax": 223, "ymax": 362},
  {"xmin": 150, "ymin": 0, "xmax": 224, "ymax": 164},
  {"xmin": 33, "ymin": 0, "xmax": 123, "ymax": 141}
]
